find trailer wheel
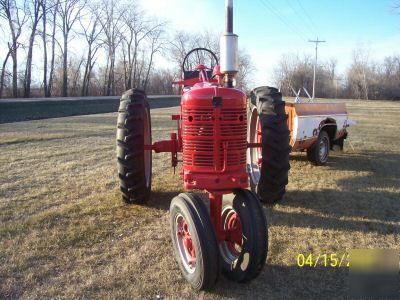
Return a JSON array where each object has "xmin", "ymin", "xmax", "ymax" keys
[
  {"xmin": 307, "ymin": 130, "xmax": 330, "ymax": 165},
  {"xmin": 170, "ymin": 193, "xmax": 220, "ymax": 290},
  {"xmin": 219, "ymin": 189, "xmax": 268, "ymax": 282},
  {"xmin": 247, "ymin": 86, "xmax": 290, "ymax": 205},
  {"xmin": 116, "ymin": 89, "xmax": 152, "ymax": 204}
]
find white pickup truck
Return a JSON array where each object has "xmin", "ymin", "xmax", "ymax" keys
[{"xmin": 285, "ymin": 101, "xmax": 355, "ymax": 165}]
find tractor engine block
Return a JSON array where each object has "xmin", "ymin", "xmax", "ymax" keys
[{"xmin": 181, "ymin": 85, "xmax": 248, "ymax": 191}]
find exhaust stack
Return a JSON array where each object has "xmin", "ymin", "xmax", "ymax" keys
[{"xmin": 220, "ymin": 0, "xmax": 238, "ymax": 87}]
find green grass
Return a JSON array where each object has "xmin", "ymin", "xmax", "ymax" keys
[{"xmin": 0, "ymin": 101, "xmax": 399, "ymax": 299}]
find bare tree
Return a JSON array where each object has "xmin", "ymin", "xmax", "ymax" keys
[
  {"xmin": 347, "ymin": 47, "xmax": 370, "ymax": 100},
  {"xmin": 40, "ymin": 0, "xmax": 48, "ymax": 96},
  {"xmin": 236, "ymin": 50, "xmax": 255, "ymax": 92},
  {"xmin": 326, "ymin": 57, "xmax": 337, "ymax": 81},
  {"xmin": 273, "ymin": 53, "xmax": 335, "ymax": 98},
  {"xmin": 0, "ymin": 48, "xmax": 11, "ymax": 97},
  {"xmin": 39, "ymin": 0, "xmax": 59, "ymax": 97},
  {"xmin": 120, "ymin": 2, "xmax": 143, "ymax": 89},
  {"xmin": 0, "ymin": 0, "xmax": 28, "ymax": 97},
  {"xmin": 119, "ymin": 3, "xmax": 165, "ymax": 90},
  {"xmin": 45, "ymin": 0, "xmax": 60, "ymax": 97},
  {"xmin": 96, "ymin": 0, "xmax": 124, "ymax": 96},
  {"xmin": 68, "ymin": 55, "xmax": 83, "ymax": 95},
  {"xmin": 56, "ymin": 0, "xmax": 85, "ymax": 96},
  {"xmin": 143, "ymin": 27, "xmax": 165, "ymax": 91},
  {"xmin": 79, "ymin": 4, "xmax": 102, "ymax": 96},
  {"xmin": 23, "ymin": 0, "xmax": 43, "ymax": 97},
  {"xmin": 169, "ymin": 31, "xmax": 202, "ymax": 71},
  {"xmin": 146, "ymin": 68, "xmax": 175, "ymax": 94}
]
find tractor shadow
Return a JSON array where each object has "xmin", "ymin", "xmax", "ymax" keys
[
  {"xmin": 147, "ymin": 190, "xmax": 178, "ymax": 211},
  {"xmin": 146, "ymin": 150, "xmax": 400, "ymax": 233},
  {"xmin": 278, "ymin": 150, "xmax": 400, "ymax": 233}
]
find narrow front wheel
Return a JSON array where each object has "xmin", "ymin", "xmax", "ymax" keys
[
  {"xmin": 219, "ymin": 189, "xmax": 268, "ymax": 282},
  {"xmin": 170, "ymin": 193, "xmax": 220, "ymax": 290}
]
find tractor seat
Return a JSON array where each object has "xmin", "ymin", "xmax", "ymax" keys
[{"xmin": 183, "ymin": 70, "xmax": 213, "ymax": 80}]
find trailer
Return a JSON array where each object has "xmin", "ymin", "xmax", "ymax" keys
[{"xmin": 285, "ymin": 102, "xmax": 354, "ymax": 165}]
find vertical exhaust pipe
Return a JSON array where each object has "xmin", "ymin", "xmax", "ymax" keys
[
  {"xmin": 220, "ymin": 0, "xmax": 238, "ymax": 87},
  {"xmin": 225, "ymin": 0, "xmax": 233, "ymax": 33}
]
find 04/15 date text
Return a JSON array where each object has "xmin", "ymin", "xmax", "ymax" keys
[{"xmin": 297, "ymin": 253, "xmax": 350, "ymax": 268}]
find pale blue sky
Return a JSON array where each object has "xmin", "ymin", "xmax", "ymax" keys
[
  {"xmin": 1, "ymin": 0, "xmax": 398, "ymax": 87},
  {"xmin": 140, "ymin": 0, "xmax": 400, "ymax": 86}
]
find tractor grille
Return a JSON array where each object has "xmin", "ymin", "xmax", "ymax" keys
[{"xmin": 182, "ymin": 107, "xmax": 247, "ymax": 169}]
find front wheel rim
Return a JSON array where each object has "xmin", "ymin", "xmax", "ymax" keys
[
  {"xmin": 175, "ymin": 213, "xmax": 196, "ymax": 274},
  {"xmin": 220, "ymin": 207, "xmax": 243, "ymax": 264}
]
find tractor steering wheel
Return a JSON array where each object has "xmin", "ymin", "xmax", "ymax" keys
[{"xmin": 182, "ymin": 48, "xmax": 219, "ymax": 74}]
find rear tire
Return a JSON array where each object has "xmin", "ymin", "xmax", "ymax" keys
[
  {"xmin": 219, "ymin": 189, "xmax": 268, "ymax": 282},
  {"xmin": 247, "ymin": 86, "xmax": 290, "ymax": 205},
  {"xmin": 170, "ymin": 193, "xmax": 220, "ymax": 290},
  {"xmin": 116, "ymin": 89, "xmax": 152, "ymax": 204},
  {"xmin": 307, "ymin": 130, "xmax": 330, "ymax": 165}
]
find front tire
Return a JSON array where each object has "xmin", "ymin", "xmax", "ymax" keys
[
  {"xmin": 170, "ymin": 193, "xmax": 220, "ymax": 290},
  {"xmin": 219, "ymin": 189, "xmax": 268, "ymax": 282},
  {"xmin": 116, "ymin": 89, "xmax": 152, "ymax": 204},
  {"xmin": 247, "ymin": 86, "xmax": 291, "ymax": 205}
]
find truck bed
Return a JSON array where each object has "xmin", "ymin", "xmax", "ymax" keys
[{"xmin": 285, "ymin": 102, "xmax": 349, "ymax": 151}]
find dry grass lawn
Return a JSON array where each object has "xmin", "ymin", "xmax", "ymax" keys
[{"xmin": 0, "ymin": 100, "xmax": 399, "ymax": 299}]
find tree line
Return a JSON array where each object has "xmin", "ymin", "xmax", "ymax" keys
[
  {"xmin": 0, "ymin": 0, "xmax": 398, "ymax": 100},
  {"xmin": 273, "ymin": 49, "xmax": 400, "ymax": 100},
  {"xmin": 0, "ymin": 0, "xmax": 254, "ymax": 98},
  {"xmin": 0, "ymin": 0, "xmax": 168, "ymax": 98}
]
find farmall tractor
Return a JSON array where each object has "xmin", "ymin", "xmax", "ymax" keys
[{"xmin": 116, "ymin": 0, "xmax": 290, "ymax": 290}]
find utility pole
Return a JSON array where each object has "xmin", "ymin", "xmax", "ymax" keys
[{"xmin": 309, "ymin": 37, "xmax": 326, "ymax": 99}]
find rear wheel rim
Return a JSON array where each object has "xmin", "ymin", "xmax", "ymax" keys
[
  {"xmin": 220, "ymin": 207, "xmax": 243, "ymax": 263},
  {"xmin": 319, "ymin": 136, "xmax": 329, "ymax": 162},
  {"xmin": 175, "ymin": 213, "xmax": 196, "ymax": 274},
  {"xmin": 143, "ymin": 107, "xmax": 151, "ymax": 187},
  {"xmin": 248, "ymin": 108, "xmax": 262, "ymax": 185}
]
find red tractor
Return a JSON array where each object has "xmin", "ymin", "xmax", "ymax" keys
[{"xmin": 116, "ymin": 0, "xmax": 290, "ymax": 290}]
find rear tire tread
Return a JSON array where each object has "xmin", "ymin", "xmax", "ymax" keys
[
  {"xmin": 116, "ymin": 88, "xmax": 152, "ymax": 204},
  {"xmin": 248, "ymin": 86, "xmax": 290, "ymax": 205}
]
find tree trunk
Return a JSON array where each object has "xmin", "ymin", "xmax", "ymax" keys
[
  {"xmin": 144, "ymin": 50, "xmax": 155, "ymax": 91},
  {"xmin": 81, "ymin": 48, "xmax": 91, "ymax": 96},
  {"xmin": 132, "ymin": 41, "xmax": 138, "ymax": 87},
  {"xmin": 62, "ymin": 33, "xmax": 68, "ymax": 97},
  {"xmin": 0, "ymin": 50, "xmax": 11, "ymax": 98},
  {"xmin": 24, "ymin": 1, "xmax": 41, "ymax": 98},
  {"xmin": 122, "ymin": 46, "xmax": 127, "ymax": 89},
  {"xmin": 103, "ymin": 56, "xmax": 109, "ymax": 96},
  {"xmin": 42, "ymin": 6, "xmax": 48, "ymax": 97},
  {"xmin": 24, "ymin": 31, "xmax": 37, "ymax": 97},
  {"xmin": 106, "ymin": 48, "xmax": 115, "ymax": 96},
  {"xmin": 48, "ymin": 2, "xmax": 59, "ymax": 97},
  {"xmin": 11, "ymin": 46, "xmax": 17, "ymax": 98}
]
